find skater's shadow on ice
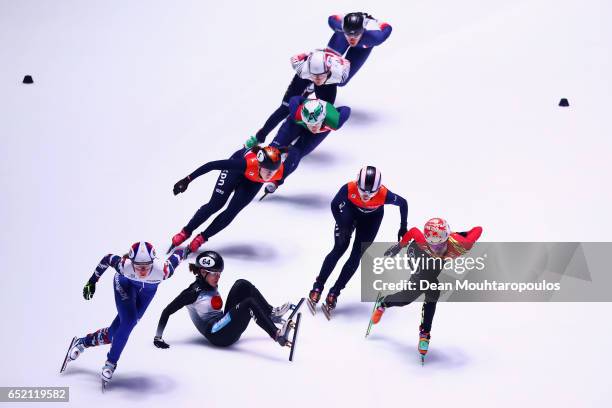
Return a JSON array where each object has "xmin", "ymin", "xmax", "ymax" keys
[
  {"xmin": 174, "ymin": 336, "xmax": 286, "ymax": 362},
  {"xmin": 213, "ymin": 243, "xmax": 278, "ymax": 262},
  {"xmin": 368, "ymin": 336, "xmax": 469, "ymax": 369},
  {"xmin": 62, "ymin": 367, "xmax": 176, "ymax": 397},
  {"xmin": 331, "ymin": 302, "xmax": 372, "ymax": 318},
  {"xmin": 263, "ymin": 193, "xmax": 329, "ymax": 209},
  {"xmin": 301, "ymin": 150, "xmax": 340, "ymax": 166},
  {"xmin": 344, "ymin": 109, "xmax": 381, "ymax": 127}
]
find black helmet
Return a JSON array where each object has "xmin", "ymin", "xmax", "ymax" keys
[
  {"xmin": 357, "ymin": 165, "xmax": 382, "ymax": 193},
  {"xmin": 256, "ymin": 146, "xmax": 283, "ymax": 171},
  {"xmin": 191, "ymin": 251, "xmax": 224, "ymax": 274},
  {"xmin": 343, "ymin": 12, "xmax": 365, "ymax": 36}
]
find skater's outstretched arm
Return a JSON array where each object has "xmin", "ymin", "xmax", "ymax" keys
[
  {"xmin": 445, "ymin": 226, "xmax": 483, "ymax": 258},
  {"xmin": 334, "ymin": 106, "xmax": 351, "ymax": 130},
  {"xmin": 361, "ymin": 21, "xmax": 392, "ymax": 47},
  {"xmin": 162, "ymin": 249, "xmax": 185, "ymax": 280},
  {"xmin": 154, "ymin": 283, "xmax": 200, "ymax": 348},
  {"xmin": 83, "ymin": 254, "xmax": 123, "ymax": 300},
  {"xmin": 399, "ymin": 227, "xmax": 427, "ymax": 247},
  {"xmin": 327, "ymin": 15, "xmax": 349, "ymax": 55},
  {"xmin": 384, "ymin": 189, "xmax": 408, "ymax": 240},
  {"xmin": 455, "ymin": 226, "xmax": 483, "ymax": 242},
  {"xmin": 189, "ymin": 159, "xmax": 245, "ymax": 181},
  {"xmin": 173, "ymin": 159, "xmax": 247, "ymax": 195},
  {"xmin": 271, "ymin": 148, "xmax": 300, "ymax": 188},
  {"xmin": 270, "ymin": 96, "xmax": 306, "ymax": 149}
]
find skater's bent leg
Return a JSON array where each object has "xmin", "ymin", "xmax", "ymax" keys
[
  {"xmin": 256, "ymin": 75, "xmax": 309, "ymax": 142},
  {"xmin": 205, "ymin": 297, "xmax": 277, "ymax": 346},
  {"xmin": 315, "ymin": 222, "xmax": 354, "ymax": 289},
  {"xmin": 224, "ymin": 279, "xmax": 271, "ymax": 313},
  {"xmin": 236, "ymin": 279, "xmax": 273, "ymax": 313},
  {"xmin": 294, "ymin": 131, "xmax": 330, "ymax": 158},
  {"xmin": 420, "ymin": 302, "xmax": 437, "ymax": 333},
  {"xmin": 329, "ymin": 238, "xmax": 365, "ymax": 294},
  {"xmin": 240, "ymin": 297, "xmax": 278, "ymax": 339},
  {"xmin": 106, "ymin": 276, "xmax": 139, "ymax": 364},
  {"xmin": 381, "ymin": 286, "xmax": 424, "ymax": 308},
  {"xmin": 314, "ymin": 84, "xmax": 337, "ymax": 104},
  {"xmin": 330, "ymin": 211, "xmax": 383, "ymax": 294},
  {"xmin": 201, "ymin": 181, "xmax": 261, "ymax": 239},
  {"xmin": 136, "ymin": 286, "xmax": 157, "ymax": 320},
  {"xmin": 184, "ymin": 170, "xmax": 239, "ymax": 234},
  {"xmin": 256, "ymin": 105, "xmax": 290, "ymax": 142},
  {"xmin": 82, "ymin": 325, "xmax": 112, "ymax": 348},
  {"xmin": 420, "ymin": 287, "xmax": 440, "ymax": 332}
]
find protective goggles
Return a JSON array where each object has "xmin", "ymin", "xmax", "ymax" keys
[
  {"xmin": 133, "ymin": 262, "xmax": 153, "ymax": 273},
  {"xmin": 357, "ymin": 186, "xmax": 379, "ymax": 200},
  {"xmin": 428, "ymin": 242, "xmax": 448, "ymax": 253}
]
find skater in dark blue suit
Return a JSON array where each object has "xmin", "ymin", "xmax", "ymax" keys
[
  {"xmin": 60, "ymin": 242, "xmax": 184, "ymax": 387},
  {"xmin": 327, "ymin": 12, "xmax": 392, "ymax": 85},
  {"xmin": 306, "ymin": 166, "xmax": 408, "ymax": 319},
  {"xmin": 270, "ymin": 96, "xmax": 351, "ymax": 170}
]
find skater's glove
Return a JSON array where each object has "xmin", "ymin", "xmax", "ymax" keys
[
  {"xmin": 397, "ymin": 224, "xmax": 407, "ymax": 242},
  {"xmin": 244, "ymin": 135, "xmax": 258, "ymax": 149},
  {"xmin": 153, "ymin": 336, "xmax": 170, "ymax": 349},
  {"xmin": 173, "ymin": 176, "xmax": 191, "ymax": 195},
  {"xmin": 384, "ymin": 242, "xmax": 403, "ymax": 257},
  {"xmin": 83, "ymin": 280, "xmax": 96, "ymax": 300},
  {"xmin": 264, "ymin": 182, "xmax": 278, "ymax": 194}
]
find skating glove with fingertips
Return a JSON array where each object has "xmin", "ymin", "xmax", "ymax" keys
[
  {"xmin": 153, "ymin": 337, "xmax": 170, "ymax": 349},
  {"xmin": 244, "ymin": 135, "xmax": 258, "ymax": 149},
  {"xmin": 384, "ymin": 242, "xmax": 403, "ymax": 257},
  {"xmin": 264, "ymin": 182, "xmax": 278, "ymax": 194},
  {"xmin": 83, "ymin": 280, "xmax": 96, "ymax": 300},
  {"xmin": 173, "ymin": 176, "xmax": 191, "ymax": 195}
]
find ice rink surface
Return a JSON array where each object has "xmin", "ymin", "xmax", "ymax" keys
[{"xmin": 1, "ymin": 0, "xmax": 611, "ymax": 406}]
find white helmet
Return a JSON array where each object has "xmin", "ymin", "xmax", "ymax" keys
[
  {"xmin": 423, "ymin": 218, "xmax": 451, "ymax": 245},
  {"xmin": 307, "ymin": 50, "xmax": 329, "ymax": 75},
  {"xmin": 301, "ymin": 99, "xmax": 327, "ymax": 128},
  {"xmin": 128, "ymin": 241, "xmax": 156, "ymax": 265}
]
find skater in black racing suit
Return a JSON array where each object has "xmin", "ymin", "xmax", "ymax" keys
[{"xmin": 153, "ymin": 251, "xmax": 293, "ymax": 348}]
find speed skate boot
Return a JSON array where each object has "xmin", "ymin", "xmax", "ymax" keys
[
  {"xmin": 184, "ymin": 234, "xmax": 206, "ymax": 258},
  {"xmin": 60, "ymin": 337, "xmax": 85, "ymax": 373},
  {"xmin": 418, "ymin": 328, "xmax": 431, "ymax": 365},
  {"xmin": 365, "ymin": 292, "xmax": 386, "ymax": 338},
  {"xmin": 271, "ymin": 302, "xmax": 292, "ymax": 324},
  {"xmin": 307, "ymin": 287, "xmax": 322, "ymax": 315},
  {"xmin": 371, "ymin": 305, "xmax": 385, "ymax": 325},
  {"xmin": 321, "ymin": 291, "xmax": 338, "ymax": 320},
  {"xmin": 275, "ymin": 318, "xmax": 293, "ymax": 348},
  {"xmin": 101, "ymin": 360, "xmax": 117, "ymax": 391},
  {"xmin": 167, "ymin": 229, "xmax": 190, "ymax": 254}
]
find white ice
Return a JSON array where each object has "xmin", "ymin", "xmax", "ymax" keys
[{"xmin": 1, "ymin": 0, "xmax": 611, "ymax": 407}]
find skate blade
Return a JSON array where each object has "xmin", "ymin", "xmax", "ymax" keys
[
  {"xmin": 321, "ymin": 304, "xmax": 332, "ymax": 321},
  {"xmin": 365, "ymin": 319, "xmax": 374, "ymax": 338},
  {"xmin": 101, "ymin": 380, "xmax": 107, "ymax": 393},
  {"xmin": 288, "ymin": 313, "xmax": 301, "ymax": 362},
  {"xmin": 288, "ymin": 298, "xmax": 305, "ymax": 321},
  {"xmin": 166, "ymin": 244, "xmax": 175, "ymax": 255},
  {"xmin": 306, "ymin": 299, "xmax": 317, "ymax": 315},
  {"xmin": 60, "ymin": 337, "xmax": 78, "ymax": 374}
]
